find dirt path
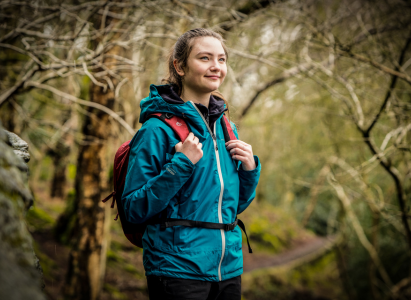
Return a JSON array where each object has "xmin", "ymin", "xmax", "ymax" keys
[{"xmin": 243, "ymin": 235, "xmax": 337, "ymax": 273}]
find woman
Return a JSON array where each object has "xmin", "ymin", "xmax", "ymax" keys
[{"xmin": 122, "ymin": 28, "xmax": 261, "ymax": 300}]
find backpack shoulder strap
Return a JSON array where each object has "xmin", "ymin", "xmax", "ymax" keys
[
  {"xmin": 148, "ymin": 113, "xmax": 190, "ymax": 142},
  {"xmin": 220, "ymin": 115, "xmax": 237, "ymax": 142}
]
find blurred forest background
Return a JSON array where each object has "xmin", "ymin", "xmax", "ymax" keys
[{"xmin": 1, "ymin": 0, "xmax": 411, "ymax": 299}]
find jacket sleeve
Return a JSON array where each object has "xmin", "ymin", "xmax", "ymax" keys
[
  {"xmin": 231, "ymin": 122, "xmax": 261, "ymax": 214},
  {"xmin": 122, "ymin": 122, "xmax": 195, "ymax": 223}
]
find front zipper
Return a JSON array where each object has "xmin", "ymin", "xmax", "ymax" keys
[
  {"xmin": 189, "ymin": 101, "xmax": 225, "ymax": 281},
  {"xmin": 189, "ymin": 101, "xmax": 218, "ymax": 150},
  {"xmin": 214, "ymin": 121, "xmax": 226, "ymax": 282}
]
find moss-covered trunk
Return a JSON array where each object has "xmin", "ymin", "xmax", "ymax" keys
[{"xmin": 64, "ymin": 57, "xmax": 118, "ymax": 300}]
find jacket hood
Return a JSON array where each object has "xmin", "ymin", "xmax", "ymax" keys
[{"xmin": 139, "ymin": 84, "xmax": 227, "ymax": 127}]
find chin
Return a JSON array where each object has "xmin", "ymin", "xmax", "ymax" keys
[
  {"xmin": 204, "ymin": 87, "xmax": 219, "ymax": 94},
  {"xmin": 204, "ymin": 83, "xmax": 221, "ymax": 92}
]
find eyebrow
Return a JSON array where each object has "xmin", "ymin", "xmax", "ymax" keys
[{"xmin": 196, "ymin": 51, "xmax": 226, "ymax": 56}]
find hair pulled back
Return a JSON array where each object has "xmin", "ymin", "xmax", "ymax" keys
[{"xmin": 162, "ymin": 28, "xmax": 230, "ymax": 115}]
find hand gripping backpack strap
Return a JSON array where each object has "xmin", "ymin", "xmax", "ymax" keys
[
  {"xmin": 220, "ymin": 114, "xmax": 237, "ymax": 142},
  {"xmin": 221, "ymin": 114, "xmax": 239, "ymax": 169},
  {"xmin": 148, "ymin": 113, "xmax": 190, "ymax": 142},
  {"xmin": 101, "ymin": 113, "xmax": 190, "ymax": 248}
]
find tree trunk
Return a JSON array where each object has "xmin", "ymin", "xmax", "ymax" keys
[
  {"xmin": 64, "ymin": 62, "xmax": 118, "ymax": 300},
  {"xmin": 49, "ymin": 143, "xmax": 70, "ymax": 198}
]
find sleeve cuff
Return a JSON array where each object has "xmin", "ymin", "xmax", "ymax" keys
[
  {"xmin": 171, "ymin": 151, "xmax": 195, "ymax": 171},
  {"xmin": 239, "ymin": 155, "xmax": 261, "ymax": 173}
]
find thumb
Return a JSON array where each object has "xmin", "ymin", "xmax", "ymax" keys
[{"xmin": 175, "ymin": 142, "xmax": 183, "ymax": 152}]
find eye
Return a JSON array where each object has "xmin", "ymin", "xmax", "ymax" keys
[
  {"xmin": 219, "ymin": 57, "xmax": 226, "ymax": 62},
  {"xmin": 200, "ymin": 56, "xmax": 209, "ymax": 61}
]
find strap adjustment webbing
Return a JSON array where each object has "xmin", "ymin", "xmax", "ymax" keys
[{"xmin": 159, "ymin": 218, "xmax": 252, "ymax": 253}]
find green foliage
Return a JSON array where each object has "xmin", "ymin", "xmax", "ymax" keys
[
  {"xmin": 302, "ymin": 192, "xmax": 339, "ymax": 236},
  {"xmin": 241, "ymin": 202, "xmax": 313, "ymax": 253},
  {"xmin": 32, "ymin": 241, "xmax": 58, "ymax": 281},
  {"xmin": 26, "ymin": 206, "xmax": 55, "ymax": 231},
  {"xmin": 54, "ymin": 189, "xmax": 77, "ymax": 245},
  {"xmin": 79, "ymin": 76, "xmax": 90, "ymax": 100},
  {"xmin": 38, "ymin": 156, "xmax": 52, "ymax": 181},
  {"xmin": 103, "ymin": 283, "xmax": 128, "ymax": 300},
  {"xmin": 0, "ymin": 50, "xmax": 27, "ymax": 62},
  {"xmin": 107, "ymin": 249, "xmax": 122, "ymax": 262},
  {"xmin": 67, "ymin": 164, "xmax": 76, "ymax": 180},
  {"xmin": 107, "ymin": 246, "xmax": 145, "ymax": 279},
  {"xmin": 124, "ymin": 264, "xmax": 143, "ymax": 277},
  {"xmin": 108, "ymin": 164, "xmax": 114, "ymax": 184},
  {"xmin": 340, "ymin": 222, "xmax": 411, "ymax": 299}
]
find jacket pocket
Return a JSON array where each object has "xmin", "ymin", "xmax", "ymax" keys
[{"xmin": 173, "ymin": 226, "xmax": 221, "ymax": 252}]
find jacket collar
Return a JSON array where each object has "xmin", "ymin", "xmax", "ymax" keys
[{"xmin": 140, "ymin": 84, "xmax": 227, "ymax": 129}]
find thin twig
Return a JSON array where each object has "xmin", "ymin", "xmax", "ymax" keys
[{"xmin": 82, "ymin": 62, "xmax": 108, "ymax": 92}]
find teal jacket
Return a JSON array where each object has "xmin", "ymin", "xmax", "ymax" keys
[{"xmin": 122, "ymin": 84, "xmax": 261, "ymax": 281}]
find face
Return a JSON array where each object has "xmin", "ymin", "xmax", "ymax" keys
[{"xmin": 175, "ymin": 36, "xmax": 227, "ymax": 95}]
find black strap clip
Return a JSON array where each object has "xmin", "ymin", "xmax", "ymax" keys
[
  {"xmin": 165, "ymin": 113, "xmax": 173, "ymax": 119},
  {"xmin": 224, "ymin": 220, "xmax": 238, "ymax": 231}
]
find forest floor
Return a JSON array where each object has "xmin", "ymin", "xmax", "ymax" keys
[
  {"xmin": 29, "ymin": 184, "xmax": 337, "ymax": 300},
  {"xmin": 243, "ymin": 235, "xmax": 337, "ymax": 273}
]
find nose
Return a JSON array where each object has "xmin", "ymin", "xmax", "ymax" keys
[{"xmin": 210, "ymin": 59, "xmax": 221, "ymax": 72}]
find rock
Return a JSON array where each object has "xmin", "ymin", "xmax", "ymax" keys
[
  {"xmin": 4, "ymin": 130, "xmax": 30, "ymax": 163},
  {"xmin": 0, "ymin": 122, "xmax": 46, "ymax": 300}
]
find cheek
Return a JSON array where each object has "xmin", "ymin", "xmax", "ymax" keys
[
  {"xmin": 220, "ymin": 66, "xmax": 228, "ymax": 81},
  {"xmin": 189, "ymin": 62, "xmax": 207, "ymax": 77},
  {"xmin": 196, "ymin": 65, "xmax": 209, "ymax": 77}
]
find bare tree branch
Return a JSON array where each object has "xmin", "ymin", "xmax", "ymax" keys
[
  {"xmin": 302, "ymin": 38, "xmax": 365, "ymax": 128},
  {"xmin": 239, "ymin": 61, "xmax": 315, "ymax": 118},
  {"xmin": 361, "ymin": 133, "xmax": 411, "ymax": 250},
  {"xmin": 337, "ymin": 49, "xmax": 411, "ymax": 87},
  {"xmin": 0, "ymin": 64, "xmax": 38, "ymax": 107},
  {"xmin": 115, "ymin": 78, "xmax": 128, "ymax": 100},
  {"xmin": 25, "ymin": 81, "xmax": 135, "ymax": 136},
  {"xmin": 228, "ymin": 48, "xmax": 281, "ymax": 69},
  {"xmin": 365, "ymin": 31, "xmax": 411, "ymax": 134}
]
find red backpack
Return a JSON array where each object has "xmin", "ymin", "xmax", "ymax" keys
[{"xmin": 102, "ymin": 113, "xmax": 252, "ymax": 253}]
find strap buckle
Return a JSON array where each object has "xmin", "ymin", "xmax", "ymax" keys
[
  {"xmin": 224, "ymin": 220, "xmax": 237, "ymax": 231},
  {"xmin": 165, "ymin": 113, "xmax": 173, "ymax": 119}
]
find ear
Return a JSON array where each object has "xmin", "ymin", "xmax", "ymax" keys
[{"xmin": 173, "ymin": 59, "xmax": 185, "ymax": 77}]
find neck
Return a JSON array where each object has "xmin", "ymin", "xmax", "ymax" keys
[{"xmin": 180, "ymin": 87, "xmax": 211, "ymax": 108}]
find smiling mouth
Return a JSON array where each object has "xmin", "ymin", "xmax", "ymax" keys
[{"xmin": 205, "ymin": 76, "xmax": 220, "ymax": 79}]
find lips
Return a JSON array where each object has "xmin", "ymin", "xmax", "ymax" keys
[{"xmin": 205, "ymin": 76, "xmax": 220, "ymax": 80}]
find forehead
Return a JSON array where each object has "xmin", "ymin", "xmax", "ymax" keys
[{"xmin": 190, "ymin": 37, "xmax": 225, "ymax": 55}]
